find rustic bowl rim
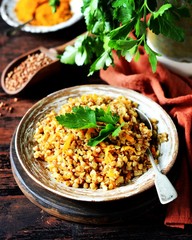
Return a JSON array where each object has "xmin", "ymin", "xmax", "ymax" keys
[{"xmin": 14, "ymin": 84, "xmax": 179, "ymax": 202}]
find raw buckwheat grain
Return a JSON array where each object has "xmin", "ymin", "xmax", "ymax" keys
[{"xmin": 4, "ymin": 52, "xmax": 53, "ymax": 92}]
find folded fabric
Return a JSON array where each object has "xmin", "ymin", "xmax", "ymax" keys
[{"xmin": 100, "ymin": 48, "xmax": 192, "ymax": 229}]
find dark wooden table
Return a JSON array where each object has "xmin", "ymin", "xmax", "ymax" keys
[{"xmin": 1, "ymin": 4, "xmax": 192, "ymax": 239}]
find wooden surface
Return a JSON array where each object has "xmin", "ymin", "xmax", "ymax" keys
[{"xmin": 0, "ymin": 3, "xmax": 192, "ymax": 239}]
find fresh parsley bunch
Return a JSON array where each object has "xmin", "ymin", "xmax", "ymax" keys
[{"xmin": 50, "ymin": 0, "xmax": 191, "ymax": 74}]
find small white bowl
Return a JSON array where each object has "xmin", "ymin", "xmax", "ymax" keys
[
  {"xmin": 147, "ymin": 38, "xmax": 192, "ymax": 78},
  {"xmin": 0, "ymin": 0, "xmax": 83, "ymax": 33},
  {"xmin": 156, "ymin": 55, "xmax": 192, "ymax": 78},
  {"xmin": 15, "ymin": 84, "xmax": 179, "ymax": 202}
]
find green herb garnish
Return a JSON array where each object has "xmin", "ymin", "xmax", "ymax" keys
[
  {"xmin": 49, "ymin": 0, "xmax": 60, "ymax": 13},
  {"xmin": 55, "ymin": 0, "xmax": 190, "ymax": 74},
  {"xmin": 56, "ymin": 106, "xmax": 124, "ymax": 146}
]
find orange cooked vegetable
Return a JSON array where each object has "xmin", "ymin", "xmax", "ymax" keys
[{"xmin": 15, "ymin": 0, "xmax": 73, "ymax": 26}]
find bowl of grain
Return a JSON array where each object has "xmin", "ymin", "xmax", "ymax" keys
[{"xmin": 15, "ymin": 84, "xmax": 179, "ymax": 202}]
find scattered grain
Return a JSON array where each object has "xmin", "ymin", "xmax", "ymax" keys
[{"xmin": 0, "ymin": 98, "xmax": 19, "ymax": 116}]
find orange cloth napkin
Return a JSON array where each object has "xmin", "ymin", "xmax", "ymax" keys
[{"xmin": 100, "ymin": 48, "xmax": 192, "ymax": 229}]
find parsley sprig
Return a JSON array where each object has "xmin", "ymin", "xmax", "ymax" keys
[
  {"xmin": 54, "ymin": 0, "xmax": 191, "ymax": 74},
  {"xmin": 56, "ymin": 106, "xmax": 124, "ymax": 146},
  {"xmin": 49, "ymin": 0, "xmax": 60, "ymax": 13}
]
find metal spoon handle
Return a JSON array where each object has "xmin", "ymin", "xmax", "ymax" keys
[
  {"xmin": 148, "ymin": 149, "xmax": 177, "ymax": 204},
  {"xmin": 5, "ymin": 18, "xmax": 33, "ymax": 37}
]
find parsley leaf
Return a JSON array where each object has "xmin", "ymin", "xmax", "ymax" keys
[
  {"xmin": 56, "ymin": 106, "xmax": 97, "ymax": 129},
  {"xmin": 49, "ymin": 0, "xmax": 60, "ymax": 13},
  {"xmin": 88, "ymin": 124, "xmax": 117, "ymax": 147},
  {"xmin": 56, "ymin": 106, "xmax": 123, "ymax": 146},
  {"xmin": 144, "ymin": 43, "xmax": 158, "ymax": 73},
  {"xmin": 95, "ymin": 107, "xmax": 119, "ymax": 124},
  {"xmin": 112, "ymin": 122, "xmax": 125, "ymax": 137}
]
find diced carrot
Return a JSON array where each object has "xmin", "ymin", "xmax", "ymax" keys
[
  {"xmin": 63, "ymin": 133, "xmax": 74, "ymax": 151},
  {"xmin": 126, "ymin": 134, "xmax": 135, "ymax": 143}
]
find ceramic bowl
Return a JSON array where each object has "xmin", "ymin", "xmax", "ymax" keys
[
  {"xmin": 0, "ymin": 0, "xmax": 83, "ymax": 33},
  {"xmin": 15, "ymin": 85, "xmax": 179, "ymax": 201},
  {"xmin": 147, "ymin": 38, "xmax": 192, "ymax": 78}
]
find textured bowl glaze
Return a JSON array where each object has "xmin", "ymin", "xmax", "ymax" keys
[
  {"xmin": 15, "ymin": 85, "xmax": 179, "ymax": 201},
  {"xmin": 0, "ymin": 0, "xmax": 82, "ymax": 33}
]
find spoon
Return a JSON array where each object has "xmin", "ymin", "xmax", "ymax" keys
[
  {"xmin": 5, "ymin": 18, "xmax": 34, "ymax": 37},
  {"xmin": 136, "ymin": 108, "xmax": 178, "ymax": 204},
  {"xmin": 1, "ymin": 36, "xmax": 80, "ymax": 95}
]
